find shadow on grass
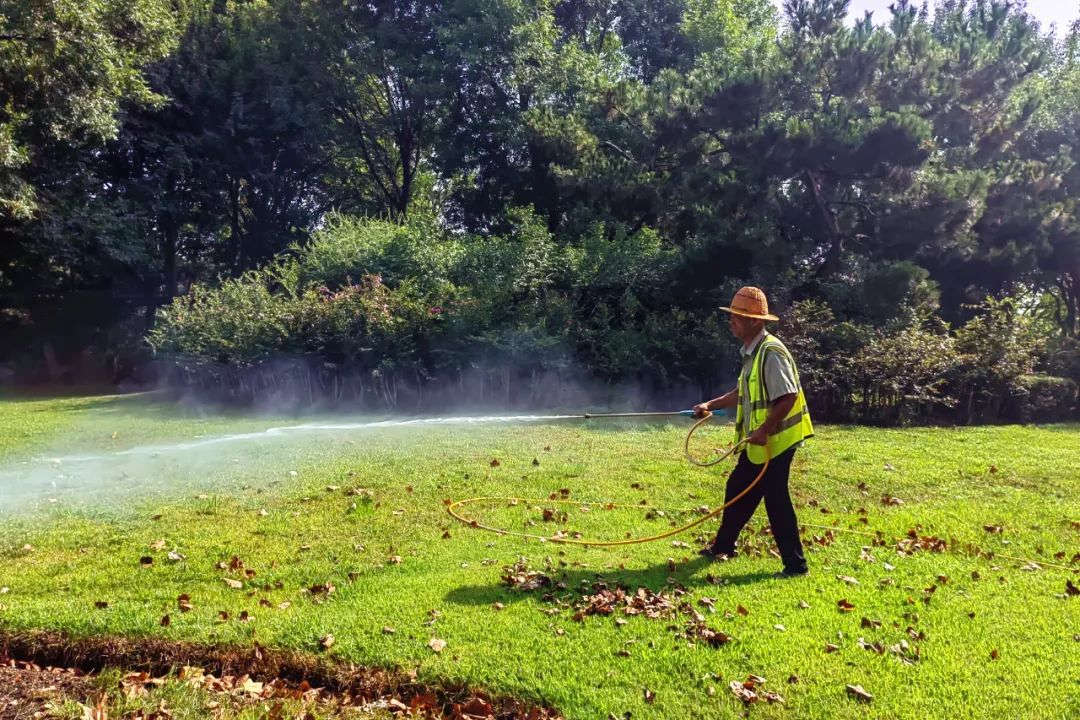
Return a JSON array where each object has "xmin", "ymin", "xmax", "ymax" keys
[{"xmin": 444, "ymin": 555, "xmax": 779, "ymax": 607}]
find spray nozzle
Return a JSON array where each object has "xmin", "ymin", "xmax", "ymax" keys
[{"xmin": 680, "ymin": 408, "xmax": 726, "ymax": 418}]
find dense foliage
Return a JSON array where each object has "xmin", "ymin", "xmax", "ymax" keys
[{"xmin": 3, "ymin": 0, "xmax": 1079, "ymax": 421}]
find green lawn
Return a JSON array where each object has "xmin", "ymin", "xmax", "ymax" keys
[{"xmin": 1, "ymin": 394, "xmax": 1078, "ymax": 719}]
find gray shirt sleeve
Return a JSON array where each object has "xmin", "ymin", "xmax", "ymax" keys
[{"xmin": 762, "ymin": 349, "xmax": 798, "ymax": 402}]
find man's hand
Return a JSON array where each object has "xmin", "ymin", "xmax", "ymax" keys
[
  {"xmin": 747, "ymin": 426, "xmax": 769, "ymax": 446},
  {"xmin": 695, "ymin": 389, "xmax": 738, "ymax": 417}
]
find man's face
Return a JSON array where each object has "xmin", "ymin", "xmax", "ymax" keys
[
  {"xmin": 728, "ymin": 314, "xmax": 760, "ymax": 342},
  {"xmin": 728, "ymin": 313, "xmax": 747, "ymax": 338}
]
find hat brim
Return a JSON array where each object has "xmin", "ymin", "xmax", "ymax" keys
[{"xmin": 720, "ymin": 306, "xmax": 779, "ymax": 322}]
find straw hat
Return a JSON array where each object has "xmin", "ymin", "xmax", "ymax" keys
[{"xmin": 720, "ymin": 286, "xmax": 779, "ymax": 321}]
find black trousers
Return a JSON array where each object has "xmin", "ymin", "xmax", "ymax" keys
[{"xmin": 710, "ymin": 446, "xmax": 807, "ymax": 573}]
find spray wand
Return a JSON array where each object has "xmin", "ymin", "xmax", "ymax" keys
[
  {"xmin": 446, "ymin": 407, "xmax": 764, "ymax": 547},
  {"xmin": 580, "ymin": 409, "xmax": 724, "ymax": 419}
]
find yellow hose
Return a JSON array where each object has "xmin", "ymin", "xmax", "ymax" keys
[
  {"xmin": 447, "ymin": 411, "xmax": 771, "ymax": 546},
  {"xmin": 447, "ymin": 412, "xmax": 1074, "ymax": 571}
]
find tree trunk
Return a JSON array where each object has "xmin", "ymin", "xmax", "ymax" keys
[
  {"xmin": 162, "ymin": 217, "xmax": 178, "ymax": 303},
  {"xmin": 1061, "ymin": 269, "xmax": 1078, "ymax": 337},
  {"xmin": 230, "ymin": 177, "xmax": 243, "ymax": 271},
  {"xmin": 806, "ymin": 170, "xmax": 844, "ymax": 277}
]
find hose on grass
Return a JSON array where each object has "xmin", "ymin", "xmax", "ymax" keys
[
  {"xmin": 446, "ymin": 410, "xmax": 772, "ymax": 547},
  {"xmin": 447, "ymin": 410, "xmax": 1073, "ymax": 572}
]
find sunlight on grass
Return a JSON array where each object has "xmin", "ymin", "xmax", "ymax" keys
[{"xmin": 1, "ymin": 395, "xmax": 1078, "ymax": 719}]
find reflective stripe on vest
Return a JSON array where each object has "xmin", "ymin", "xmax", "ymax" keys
[{"xmin": 735, "ymin": 333, "xmax": 814, "ymax": 465}]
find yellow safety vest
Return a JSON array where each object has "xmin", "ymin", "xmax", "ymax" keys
[{"xmin": 735, "ymin": 333, "xmax": 814, "ymax": 464}]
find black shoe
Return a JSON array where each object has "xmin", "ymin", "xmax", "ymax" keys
[
  {"xmin": 698, "ymin": 545, "xmax": 735, "ymax": 560},
  {"xmin": 775, "ymin": 566, "xmax": 808, "ymax": 578}
]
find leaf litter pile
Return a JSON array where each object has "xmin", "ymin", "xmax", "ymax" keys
[{"xmin": 0, "ymin": 630, "xmax": 561, "ymax": 720}]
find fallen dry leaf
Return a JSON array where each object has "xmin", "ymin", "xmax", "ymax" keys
[
  {"xmin": 729, "ymin": 680, "xmax": 757, "ymax": 704},
  {"xmin": 460, "ymin": 698, "xmax": 494, "ymax": 717},
  {"xmin": 94, "ymin": 601, "xmax": 108, "ymax": 609},
  {"xmin": 177, "ymin": 594, "xmax": 193, "ymax": 612},
  {"xmin": 308, "ymin": 582, "xmax": 335, "ymax": 596},
  {"xmin": 223, "ymin": 578, "xmax": 243, "ymax": 589},
  {"xmin": 837, "ymin": 599, "xmax": 855, "ymax": 612},
  {"xmin": 320, "ymin": 634, "xmax": 335, "ymax": 650},
  {"xmin": 846, "ymin": 684, "xmax": 873, "ymax": 703},
  {"xmin": 490, "ymin": 458, "xmax": 500, "ymax": 467},
  {"xmin": 428, "ymin": 637, "xmax": 447, "ymax": 653},
  {"xmin": 240, "ymin": 677, "xmax": 263, "ymax": 696},
  {"xmin": 684, "ymin": 621, "xmax": 731, "ymax": 647},
  {"xmin": 643, "ymin": 688, "xmax": 655, "ymax": 703},
  {"xmin": 502, "ymin": 560, "xmax": 551, "ymax": 591},
  {"xmin": 837, "ymin": 575, "xmax": 859, "ymax": 585}
]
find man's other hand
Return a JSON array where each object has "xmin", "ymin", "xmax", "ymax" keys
[
  {"xmin": 692, "ymin": 403, "xmax": 711, "ymax": 418},
  {"xmin": 747, "ymin": 427, "xmax": 769, "ymax": 446}
]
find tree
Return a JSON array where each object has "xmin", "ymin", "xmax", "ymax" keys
[
  {"xmin": 0, "ymin": 0, "xmax": 180, "ymax": 221},
  {"xmin": 317, "ymin": 1, "xmax": 462, "ymax": 218}
]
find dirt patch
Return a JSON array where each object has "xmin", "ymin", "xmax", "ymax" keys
[{"xmin": 0, "ymin": 629, "xmax": 560, "ymax": 719}]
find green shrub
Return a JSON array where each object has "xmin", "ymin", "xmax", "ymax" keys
[
  {"xmin": 297, "ymin": 213, "xmax": 461, "ymax": 295},
  {"xmin": 846, "ymin": 326, "xmax": 963, "ymax": 425},
  {"xmin": 953, "ymin": 296, "xmax": 1042, "ymax": 423},
  {"xmin": 1044, "ymin": 335, "xmax": 1080, "ymax": 385},
  {"xmin": 1008, "ymin": 374, "xmax": 1078, "ymax": 422},
  {"xmin": 147, "ymin": 267, "xmax": 413, "ymax": 366}
]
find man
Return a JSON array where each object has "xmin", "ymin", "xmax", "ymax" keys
[{"xmin": 693, "ymin": 286, "xmax": 813, "ymax": 577}]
